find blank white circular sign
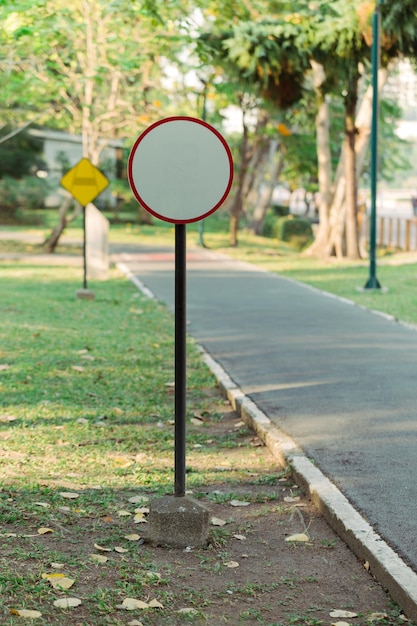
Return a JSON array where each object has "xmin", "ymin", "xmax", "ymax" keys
[{"xmin": 128, "ymin": 116, "xmax": 234, "ymax": 224}]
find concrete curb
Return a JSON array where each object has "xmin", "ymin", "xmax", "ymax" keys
[{"xmin": 118, "ymin": 259, "xmax": 417, "ymax": 622}]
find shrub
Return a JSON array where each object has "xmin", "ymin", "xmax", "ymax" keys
[
  {"xmin": 262, "ymin": 210, "xmax": 278, "ymax": 238},
  {"xmin": 0, "ymin": 176, "xmax": 49, "ymax": 223},
  {"xmin": 271, "ymin": 203, "xmax": 290, "ymax": 217},
  {"xmin": 274, "ymin": 215, "xmax": 313, "ymax": 250},
  {"xmin": 262, "ymin": 205, "xmax": 291, "ymax": 238}
]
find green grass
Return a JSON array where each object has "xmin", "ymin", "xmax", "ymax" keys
[
  {"xmin": 0, "ymin": 263, "xmax": 231, "ymax": 491},
  {"xmin": 0, "ymin": 261, "xmax": 280, "ymax": 624}
]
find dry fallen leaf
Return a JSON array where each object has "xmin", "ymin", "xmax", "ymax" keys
[
  {"xmin": 128, "ymin": 621, "xmax": 144, "ymax": 626},
  {"xmin": 119, "ymin": 598, "xmax": 149, "ymax": 610},
  {"xmin": 134, "ymin": 507, "xmax": 150, "ymax": 514},
  {"xmin": 284, "ymin": 496, "xmax": 301, "ymax": 503},
  {"xmin": 233, "ymin": 534, "xmax": 246, "ymax": 541},
  {"xmin": 148, "ymin": 599, "xmax": 164, "ymax": 608},
  {"xmin": 37, "ymin": 527, "xmax": 54, "ymax": 535},
  {"xmin": 59, "ymin": 492, "xmax": 79, "ymax": 499},
  {"xmin": 42, "ymin": 573, "xmax": 75, "ymax": 590},
  {"xmin": 177, "ymin": 608, "xmax": 198, "ymax": 615},
  {"xmin": 51, "ymin": 563, "xmax": 64, "ymax": 569},
  {"xmin": 54, "ymin": 577, "xmax": 75, "ymax": 591},
  {"xmin": 90, "ymin": 554, "xmax": 109, "ymax": 563},
  {"xmin": 285, "ymin": 533, "xmax": 310, "ymax": 543},
  {"xmin": 128, "ymin": 495, "xmax": 149, "ymax": 504},
  {"xmin": 225, "ymin": 561, "xmax": 240, "ymax": 568},
  {"xmin": 115, "ymin": 546, "xmax": 129, "ymax": 553},
  {"xmin": 10, "ymin": 609, "xmax": 42, "ymax": 619},
  {"xmin": 0, "ymin": 414, "xmax": 16, "ymax": 422},
  {"xmin": 113, "ymin": 457, "xmax": 133, "ymax": 468},
  {"xmin": 34, "ymin": 502, "xmax": 50, "ymax": 508},
  {"xmin": 53, "ymin": 597, "xmax": 82, "ymax": 608},
  {"xmin": 331, "ymin": 622, "xmax": 351, "ymax": 626},
  {"xmin": 330, "ymin": 610, "xmax": 358, "ymax": 618},
  {"xmin": 211, "ymin": 517, "xmax": 227, "ymax": 527},
  {"xmin": 117, "ymin": 510, "xmax": 132, "ymax": 517},
  {"xmin": 368, "ymin": 613, "xmax": 388, "ymax": 622},
  {"xmin": 94, "ymin": 543, "xmax": 112, "ymax": 552},
  {"xmin": 124, "ymin": 534, "xmax": 141, "ymax": 541},
  {"xmin": 133, "ymin": 513, "xmax": 148, "ymax": 524},
  {"xmin": 230, "ymin": 500, "xmax": 250, "ymax": 507}
]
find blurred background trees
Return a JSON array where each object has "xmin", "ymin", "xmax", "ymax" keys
[{"xmin": 0, "ymin": 0, "xmax": 417, "ymax": 257}]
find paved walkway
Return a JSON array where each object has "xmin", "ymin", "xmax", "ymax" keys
[{"xmin": 118, "ymin": 243, "xmax": 417, "ymax": 577}]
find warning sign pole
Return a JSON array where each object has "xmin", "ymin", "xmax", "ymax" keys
[
  {"xmin": 82, "ymin": 205, "xmax": 88, "ymax": 290},
  {"xmin": 59, "ymin": 158, "xmax": 109, "ymax": 299}
]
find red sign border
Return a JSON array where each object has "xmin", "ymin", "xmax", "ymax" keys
[{"xmin": 127, "ymin": 116, "xmax": 234, "ymax": 224}]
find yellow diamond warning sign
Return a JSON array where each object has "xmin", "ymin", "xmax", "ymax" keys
[{"xmin": 60, "ymin": 158, "xmax": 109, "ymax": 206}]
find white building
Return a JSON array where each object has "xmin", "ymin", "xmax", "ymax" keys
[
  {"xmin": 28, "ymin": 127, "xmax": 122, "ymax": 207},
  {"xmin": 385, "ymin": 59, "xmax": 417, "ymax": 140}
]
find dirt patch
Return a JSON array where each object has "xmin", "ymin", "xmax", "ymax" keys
[{"xmin": 0, "ymin": 410, "xmax": 413, "ymax": 626}]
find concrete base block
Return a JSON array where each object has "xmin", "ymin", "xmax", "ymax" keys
[
  {"xmin": 146, "ymin": 496, "xmax": 210, "ymax": 548},
  {"xmin": 76, "ymin": 289, "xmax": 96, "ymax": 300}
]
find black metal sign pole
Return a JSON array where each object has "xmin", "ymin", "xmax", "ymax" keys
[
  {"xmin": 82, "ymin": 204, "xmax": 88, "ymax": 290},
  {"xmin": 174, "ymin": 223, "xmax": 187, "ymax": 497}
]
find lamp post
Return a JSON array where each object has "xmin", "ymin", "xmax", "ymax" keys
[{"xmin": 364, "ymin": 0, "xmax": 383, "ymax": 290}]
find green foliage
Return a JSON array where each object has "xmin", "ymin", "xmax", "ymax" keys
[
  {"xmin": 361, "ymin": 97, "xmax": 412, "ymax": 184},
  {"xmin": 0, "ymin": 126, "xmax": 45, "ymax": 178},
  {"xmin": 110, "ymin": 178, "xmax": 153, "ymax": 225},
  {"xmin": 262, "ymin": 210, "xmax": 278, "ymax": 238},
  {"xmin": 0, "ymin": 0, "xmax": 195, "ymax": 142},
  {"xmin": 271, "ymin": 204, "xmax": 290, "ymax": 217},
  {"xmin": 274, "ymin": 214, "xmax": 313, "ymax": 249},
  {"xmin": 199, "ymin": 16, "xmax": 311, "ymax": 108},
  {"xmin": 381, "ymin": 0, "xmax": 417, "ymax": 63},
  {"xmin": 0, "ymin": 175, "xmax": 48, "ymax": 222},
  {"xmin": 281, "ymin": 128, "xmax": 319, "ymax": 191}
]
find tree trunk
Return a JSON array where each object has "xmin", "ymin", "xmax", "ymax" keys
[
  {"xmin": 344, "ymin": 89, "xmax": 361, "ymax": 260},
  {"xmin": 303, "ymin": 61, "xmax": 333, "ymax": 256},
  {"xmin": 244, "ymin": 141, "xmax": 269, "ymax": 214},
  {"xmin": 249, "ymin": 141, "xmax": 285, "ymax": 235},
  {"xmin": 42, "ymin": 196, "xmax": 81, "ymax": 253},
  {"xmin": 229, "ymin": 113, "xmax": 250, "ymax": 247},
  {"xmin": 306, "ymin": 66, "xmax": 388, "ymax": 258}
]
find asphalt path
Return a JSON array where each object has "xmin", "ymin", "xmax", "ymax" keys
[{"xmin": 116, "ymin": 243, "xmax": 417, "ymax": 573}]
